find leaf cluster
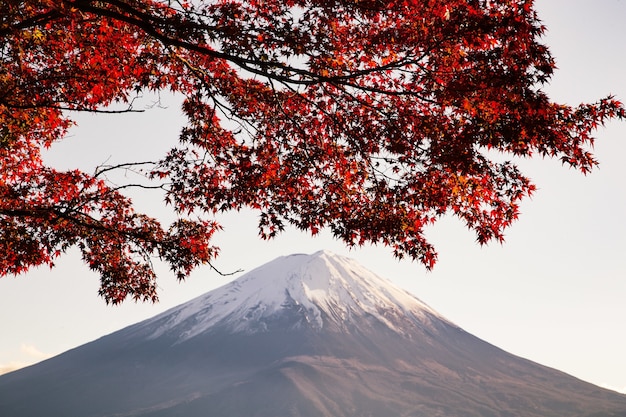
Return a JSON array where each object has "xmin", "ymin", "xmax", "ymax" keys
[{"xmin": 1, "ymin": 0, "xmax": 623, "ymax": 302}]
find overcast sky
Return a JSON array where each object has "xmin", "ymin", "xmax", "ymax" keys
[{"xmin": 1, "ymin": 0, "xmax": 625, "ymax": 394}]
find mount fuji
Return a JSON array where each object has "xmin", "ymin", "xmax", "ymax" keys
[{"xmin": 1, "ymin": 250, "xmax": 625, "ymax": 417}]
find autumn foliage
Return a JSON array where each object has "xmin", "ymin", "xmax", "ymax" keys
[{"xmin": 1, "ymin": 0, "xmax": 623, "ymax": 303}]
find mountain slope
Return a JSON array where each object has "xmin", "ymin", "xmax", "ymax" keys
[{"xmin": 1, "ymin": 250, "xmax": 625, "ymax": 417}]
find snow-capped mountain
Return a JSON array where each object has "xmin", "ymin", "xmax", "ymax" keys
[
  {"xmin": 142, "ymin": 250, "xmax": 445, "ymax": 339},
  {"xmin": 1, "ymin": 251, "xmax": 625, "ymax": 417}
]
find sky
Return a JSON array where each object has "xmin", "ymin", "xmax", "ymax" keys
[{"xmin": 1, "ymin": 0, "xmax": 625, "ymax": 394}]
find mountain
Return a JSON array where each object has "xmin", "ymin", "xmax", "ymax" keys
[{"xmin": 1, "ymin": 250, "xmax": 625, "ymax": 417}]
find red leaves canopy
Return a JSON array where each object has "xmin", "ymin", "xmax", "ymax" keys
[{"xmin": 1, "ymin": 0, "xmax": 623, "ymax": 303}]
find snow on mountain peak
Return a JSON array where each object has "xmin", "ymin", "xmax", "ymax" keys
[{"xmin": 146, "ymin": 250, "xmax": 445, "ymax": 340}]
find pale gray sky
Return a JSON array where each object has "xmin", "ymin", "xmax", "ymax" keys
[{"xmin": 1, "ymin": 0, "xmax": 625, "ymax": 394}]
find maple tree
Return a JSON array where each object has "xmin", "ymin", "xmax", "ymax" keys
[{"xmin": 1, "ymin": 0, "xmax": 624, "ymax": 304}]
